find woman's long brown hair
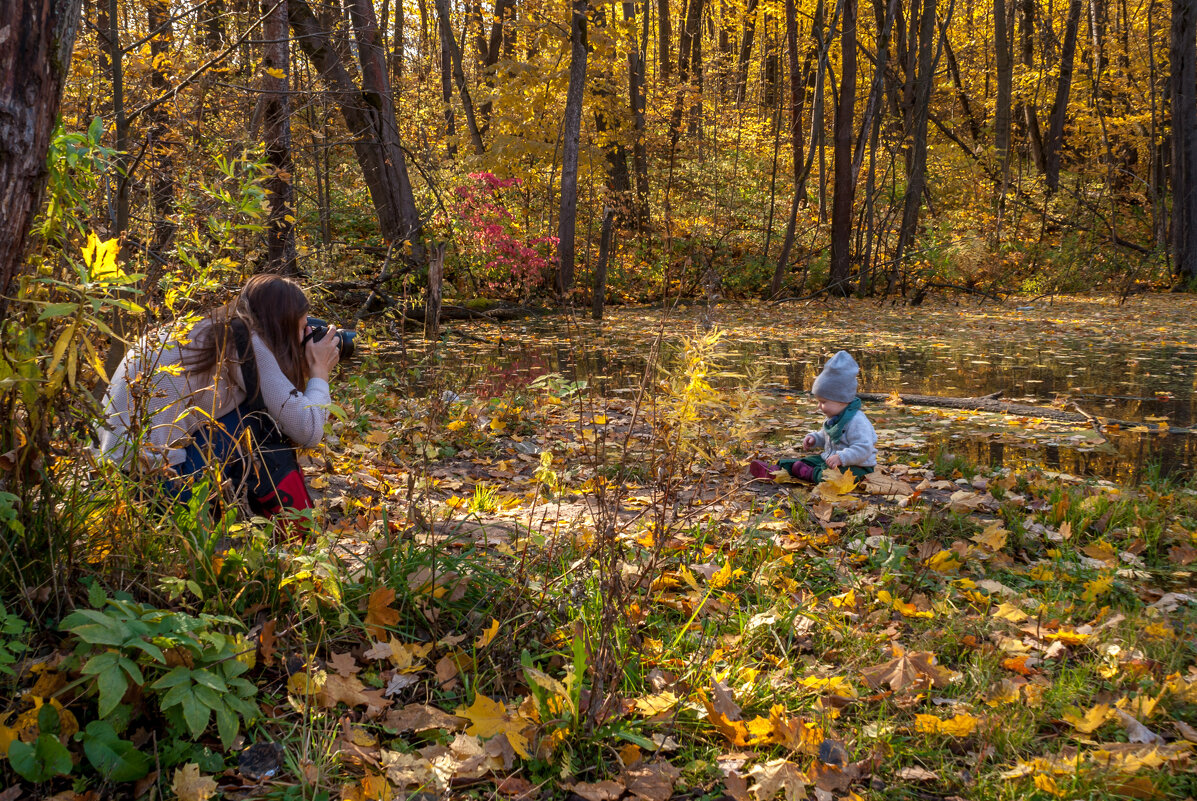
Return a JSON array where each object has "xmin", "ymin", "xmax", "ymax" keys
[{"xmin": 184, "ymin": 274, "xmax": 310, "ymax": 391}]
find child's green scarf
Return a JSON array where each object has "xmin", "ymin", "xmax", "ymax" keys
[{"xmin": 823, "ymin": 397, "xmax": 862, "ymax": 444}]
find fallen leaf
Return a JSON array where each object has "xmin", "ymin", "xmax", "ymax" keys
[
  {"xmin": 860, "ymin": 646, "xmax": 959, "ymax": 693},
  {"xmin": 475, "ymin": 618, "xmax": 500, "ymax": 649},
  {"xmin": 748, "ymin": 759, "xmax": 808, "ymax": 801},
  {"xmin": 383, "ymin": 703, "xmax": 465, "ymax": 733},
  {"xmin": 895, "ymin": 766, "xmax": 938, "ymax": 781},
  {"xmin": 569, "ymin": 780, "xmax": 626, "ymax": 801},
  {"xmin": 365, "ymin": 588, "xmax": 400, "ymax": 640},
  {"xmin": 1061, "ymin": 703, "xmax": 1112, "ymax": 734},
  {"xmin": 1114, "ymin": 709, "xmax": 1164, "ymax": 745},
  {"xmin": 622, "ymin": 761, "xmax": 681, "ymax": 801},
  {"xmin": 172, "ymin": 764, "xmax": 217, "ymax": 801}
]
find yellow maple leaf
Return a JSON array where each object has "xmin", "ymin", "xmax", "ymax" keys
[
  {"xmin": 992, "ymin": 602, "xmax": 1028, "ymax": 622},
  {"xmin": 971, "ymin": 521, "xmax": 1008, "ymax": 551},
  {"xmin": 365, "ymin": 587, "xmax": 400, "ymax": 640},
  {"xmin": 0, "ymin": 724, "xmax": 16, "ymax": 757},
  {"xmin": 709, "ymin": 561, "xmax": 743, "ymax": 589},
  {"xmin": 816, "ymin": 468, "xmax": 857, "ymax": 498},
  {"xmin": 455, "ymin": 693, "xmax": 529, "ymax": 759},
  {"xmin": 475, "ymin": 618, "xmax": 500, "ymax": 649},
  {"xmin": 1062, "ymin": 703, "xmax": 1112, "ymax": 733},
  {"xmin": 1081, "ymin": 574, "xmax": 1114, "ymax": 602},
  {"xmin": 926, "ymin": 549, "xmax": 963, "ymax": 573},
  {"xmin": 173, "ymin": 764, "xmax": 218, "ymax": 801},
  {"xmin": 264, "ymin": 66, "xmax": 286, "ymax": 79},
  {"xmin": 633, "ymin": 691, "xmax": 680, "ymax": 716},
  {"xmin": 1033, "ymin": 774, "xmax": 1067, "ymax": 797}
]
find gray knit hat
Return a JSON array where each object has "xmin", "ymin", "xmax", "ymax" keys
[{"xmin": 811, "ymin": 351, "xmax": 859, "ymax": 403}]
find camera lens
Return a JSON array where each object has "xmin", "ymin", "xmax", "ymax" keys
[{"xmin": 337, "ymin": 330, "xmax": 356, "ymax": 360}]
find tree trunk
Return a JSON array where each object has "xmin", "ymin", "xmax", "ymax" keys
[
  {"xmin": 1172, "ymin": 0, "xmax": 1197, "ymax": 281},
  {"xmin": 0, "ymin": 0, "xmax": 83, "ymax": 322},
  {"xmin": 592, "ymin": 207, "xmax": 615, "ymax": 319},
  {"xmin": 734, "ymin": 0, "xmax": 760, "ymax": 102},
  {"xmin": 994, "ymin": 0, "xmax": 1012, "ymax": 214},
  {"xmin": 1020, "ymin": 0, "xmax": 1045, "ymax": 171},
  {"xmin": 426, "ymin": 243, "xmax": 445, "ymax": 336},
  {"xmin": 263, "ymin": 0, "xmax": 297, "ymax": 274},
  {"xmin": 291, "ymin": 0, "xmax": 424, "ymax": 253},
  {"xmin": 659, "ymin": 0, "xmax": 672, "ymax": 77},
  {"xmin": 478, "ymin": 0, "xmax": 517, "ymax": 129},
  {"xmin": 148, "ymin": 0, "xmax": 176, "ymax": 257},
  {"xmin": 1044, "ymin": 0, "xmax": 1082, "ymax": 192},
  {"xmin": 828, "ymin": 0, "xmax": 857, "ymax": 294},
  {"xmin": 683, "ymin": 0, "xmax": 706, "ymax": 135},
  {"xmin": 439, "ymin": 13, "xmax": 457, "ymax": 155},
  {"xmin": 594, "ymin": 6, "xmax": 633, "ymax": 222},
  {"xmin": 623, "ymin": 0, "xmax": 650, "ymax": 227},
  {"xmin": 771, "ymin": 0, "xmax": 820, "ymax": 297},
  {"xmin": 890, "ymin": 0, "xmax": 938, "ymax": 291},
  {"xmin": 557, "ymin": 0, "xmax": 589, "ymax": 296},
  {"xmin": 434, "ymin": 0, "xmax": 486, "ymax": 153}
]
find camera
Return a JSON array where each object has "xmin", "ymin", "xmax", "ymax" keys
[{"xmin": 303, "ymin": 316, "xmax": 356, "ymax": 361}]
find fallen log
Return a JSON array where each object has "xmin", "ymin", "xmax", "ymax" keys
[{"xmin": 770, "ymin": 388, "xmax": 1192, "ymax": 434}]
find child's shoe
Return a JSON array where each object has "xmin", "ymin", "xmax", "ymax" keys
[{"xmin": 749, "ymin": 459, "xmax": 780, "ymax": 480}]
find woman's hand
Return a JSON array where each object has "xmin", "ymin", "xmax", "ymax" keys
[
  {"xmin": 802, "ymin": 434, "xmax": 817, "ymax": 451},
  {"xmin": 305, "ymin": 324, "xmax": 341, "ymax": 381}
]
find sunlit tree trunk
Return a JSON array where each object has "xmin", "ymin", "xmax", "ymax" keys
[
  {"xmin": 1020, "ymin": 0, "xmax": 1045, "ymax": 171},
  {"xmin": 291, "ymin": 0, "xmax": 424, "ymax": 254},
  {"xmin": 828, "ymin": 0, "xmax": 857, "ymax": 294},
  {"xmin": 439, "ymin": 13, "xmax": 457, "ymax": 155},
  {"xmin": 0, "ymin": 0, "xmax": 82, "ymax": 322},
  {"xmin": 1044, "ymin": 0, "xmax": 1082, "ymax": 192},
  {"xmin": 478, "ymin": 0, "xmax": 517, "ymax": 129},
  {"xmin": 263, "ymin": 0, "xmax": 297, "ymax": 274},
  {"xmin": 682, "ymin": 0, "xmax": 705, "ymax": 135},
  {"xmin": 1172, "ymin": 0, "xmax": 1197, "ymax": 281},
  {"xmin": 557, "ymin": 0, "xmax": 589, "ymax": 295}
]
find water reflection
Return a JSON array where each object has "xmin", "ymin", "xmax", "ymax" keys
[{"xmin": 393, "ymin": 307, "xmax": 1197, "ymax": 483}]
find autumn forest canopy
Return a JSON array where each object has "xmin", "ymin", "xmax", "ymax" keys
[
  {"xmin": 25, "ymin": 0, "xmax": 1194, "ymax": 303},
  {"xmin": 4, "ymin": 0, "xmax": 1197, "ymax": 799}
]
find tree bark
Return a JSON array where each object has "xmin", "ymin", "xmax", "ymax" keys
[
  {"xmin": 994, "ymin": 0, "xmax": 1012, "ymax": 214},
  {"xmin": 1044, "ymin": 0, "xmax": 1082, "ymax": 192},
  {"xmin": 477, "ymin": 0, "xmax": 517, "ymax": 129},
  {"xmin": 682, "ymin": 0, "xmax": 706, "ymax": 135},
  {"xmin": 828, "ymin": 0, "xmax": 857, "ymax": 295},
  {"xmin": 890, "ymin": 0, "xmax": 938, "ymax": 291},
  {"xmin": 1172, "ymin": 0, "xmax": 1197, "ymax": 281},
  {"xmin": 659, "ymin": 0, "xmax": 672, "ymax": 77},
  {"xmin": 734, "ymin": 0, "xmax": 760, "ymax": 102},
  {"xmin": 770, "ymin": 0, "xmax": 812, "ymax": 297},
  {"xmin": 623, "ymin": 0, "xmax": 650, "ymax": 227},
  {"xmin": 148, "ymin": 0, "xmax": 176, "ymax": 257},
  {"xmin": 592, "ymin": 207, "xmax": 616, "ymax": 319},
  {"xmin": 557, "ymin": 0, "xmax": 589, "ymax": 295},
  {"xmin": 290, "ymin": 0, "xmax": 424, "ymax": 253},
  {"xmin": 434, "ymin": 0, "xmax": 486, "ymax": 153},
  {"xmin": 0, "ymin": 0, "xmax": 83, "ymax": 322},
  {"xmin": 263, "ymin": 0, "xmax": 297, "ymax": 274},
  {"xmin": 1020, "ymin": 0, "xmax": 1045, "ymax": 171}
]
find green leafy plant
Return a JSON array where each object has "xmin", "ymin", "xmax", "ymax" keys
[{"xmin": 62, "ymin": 590, "xmax": 258, "ymax": 749}]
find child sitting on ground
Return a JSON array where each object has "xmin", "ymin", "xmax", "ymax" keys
[{"xmin": 750, "ymin": 350, "xmax": 877, "ymax": 482}]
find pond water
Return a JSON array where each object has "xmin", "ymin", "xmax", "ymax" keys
[{"xmin": 387, "ymin": 298, "xmax": 1197, "ymax": 484}]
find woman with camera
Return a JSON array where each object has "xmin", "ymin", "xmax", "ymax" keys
[{"xmin": 96, "ymin": 274, "xmax": 341, "ymax": 520}]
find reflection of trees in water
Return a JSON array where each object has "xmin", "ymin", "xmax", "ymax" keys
[{"xmin": 930, "ymin": 431, "xmax": 1197, "ymax": 483}]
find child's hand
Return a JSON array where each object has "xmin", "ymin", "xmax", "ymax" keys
[
  {"xmin": 825, "ymin": 454, "xmax": 843, "ymax": 469},
  {"xmin": 802, "ymin": 434, "xmax": 817, "ymax": 451}
]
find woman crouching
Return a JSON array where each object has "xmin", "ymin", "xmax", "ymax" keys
[{"xmin": 96, "ymin": 274, "xmax": 340, "ymax": 521}]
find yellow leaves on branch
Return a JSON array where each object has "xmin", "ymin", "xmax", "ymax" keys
[{"xmin": 81, "ymin": 233, "xmax": 125, "ymax": 283}]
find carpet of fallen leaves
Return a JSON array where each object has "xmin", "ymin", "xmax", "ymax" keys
[{"xmin": 4, "ymin": 296, "xmax": 1197, "ymax": 801}]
